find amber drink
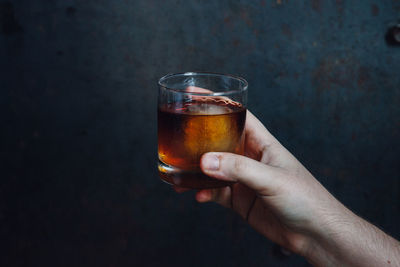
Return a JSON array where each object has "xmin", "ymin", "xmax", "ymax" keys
[{"xmin": 158, "ymin": 73, "xmax": 248, "ymax": 189}]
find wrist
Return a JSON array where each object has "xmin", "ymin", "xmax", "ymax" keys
[
  {"xmin": 301, "ymin": 202, "xmax": 358, "ymax": 266},
  {"xmin": 303, "ymin": 206, "xmax": 400, "ymax": 267}
]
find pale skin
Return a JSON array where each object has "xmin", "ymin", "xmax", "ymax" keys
[{"xmin": 174, "ymin": 111, "xmax": 400, "ymax": 267}]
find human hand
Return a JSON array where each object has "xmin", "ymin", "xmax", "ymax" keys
[{"xmin": 174, "ymin": 111, "xmax": 400, "ymax": 266}]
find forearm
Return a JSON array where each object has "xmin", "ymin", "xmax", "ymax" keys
[{"xmin": 305, "ymin": 209, "xmax": 400, "ymax": 267}]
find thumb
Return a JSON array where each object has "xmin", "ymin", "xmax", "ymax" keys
[{"xmin": 200, "ymin": 152, "xmax": 284, "ymax": 196}]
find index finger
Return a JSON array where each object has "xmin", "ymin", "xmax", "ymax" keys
[{"xmin": 242, "ymin": 111, "xmax": 281, "ymax": 161}]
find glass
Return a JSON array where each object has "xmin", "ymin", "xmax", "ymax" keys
[{"xmin": 157, "ymin": 72, "xmax": 248, "ymax": 189}]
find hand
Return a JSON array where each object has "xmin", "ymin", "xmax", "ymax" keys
[
  {"xmin": 174, "ymin": 111, "xmax": 400, "ymax": 266},
  {"xmin": 176, "ymin": 110, "xmax": 340, "ymax": 254}
]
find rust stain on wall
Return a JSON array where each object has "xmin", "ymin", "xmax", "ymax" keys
[
  {"xmin": 240, "ymin": 10, "xmax": 253, "ymax": 27},
  {"xmin": 312, "ymin": 57, "xmax": 358, "ymax": 94},
  {"xmin": 313, "ymin": 57, "xmax": 379, "ymax": 94},
  {"xmin": 281, "ymin": 23, "xmax": 292, "ymax": 39},
  {"xmin": 232, "ymin": 39, "xmax": 240, "ymax": 47},
  {"xmin": 371, "ymin": 4, "xmax": 379, "ymax": 16},
  {"xmin": 311, "ymin": 0, "xmax": 321, "ymax": 12},
  {"xmin": 357, "ymin": 66, "xmax": 376, "ymax": 92},
  {"xmin": 223, "ymin": 16, "xmax": 232, "ymax": 27},
  {"xmin": 357, "ymin": 66, "xmax": 369, "ymax": 88},
  {"xmin": 335, "ymin": 0, "xmax": 344, "ymax": 14},
  {"xmin": 335, "ymin": 0, "xmax": 345, "ymax": 27}
]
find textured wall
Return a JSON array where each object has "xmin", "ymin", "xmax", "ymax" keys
[{"xmin": 1, "ymin": 0, "xmax": 399, "ymax": 266}]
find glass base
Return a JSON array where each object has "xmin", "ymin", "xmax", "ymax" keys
[{"xmin": 158, "ymin": 160, "xmax": 233, "ymax": 189}]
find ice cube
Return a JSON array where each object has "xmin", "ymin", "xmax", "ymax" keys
[
  {"xmin": 183, "ymin": 106, "xmax": 238, "ymax": 159},
  {"xmin": 187, "ymin": 103, "xmax": 232, "ymax": 115}
]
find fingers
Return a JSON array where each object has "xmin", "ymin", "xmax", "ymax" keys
[
  {"xmin": 173, "ymin": 185, "xmax": 232, "ymax": 208},
  {"xmin": 244, "ymin": 111, "xmax": 300, "ymax": 169},
  {"xmin": 244, "ymin": 111, "xmax": 280, "ymax": 161},
  {"xmin": 245, "ymin": 111, "xmax": 276, "ymax": 142},
  {"xmin": 245, "ymin": 110, "xmax": 268, "ymax": 135},
  {"xmin": 196, "ymin": 187, "xmax": 232, "ymax": 208},
  {"xmin": 200, "ymin": 152, "xmax": 284, "ymax": 196},
  {"xmin": 195, "ymin": 189, "xmax": 212, "ymax": 202}
]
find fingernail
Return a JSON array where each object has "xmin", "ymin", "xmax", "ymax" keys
[{"xmin": 203, "ymin": 154, "xmax": 220, "ymax": 171}]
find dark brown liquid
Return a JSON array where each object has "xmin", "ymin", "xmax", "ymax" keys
[{"xmin": 158, "ymin": 99, "xmax": 246, "ymax": 189}]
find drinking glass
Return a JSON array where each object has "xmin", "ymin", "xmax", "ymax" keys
[{"xmin": 158, "ymin": 72, "xmax": 248, "ymax": 189}]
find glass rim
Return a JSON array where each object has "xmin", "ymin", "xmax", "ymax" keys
[{"xmin": 158, "ymin": 72, "xmax": 248, "ymax": 96}]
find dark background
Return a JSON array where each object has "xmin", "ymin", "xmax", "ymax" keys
[{"xmin": 1, "ymin": 0, "xmax": 399, "ymax": 266}]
